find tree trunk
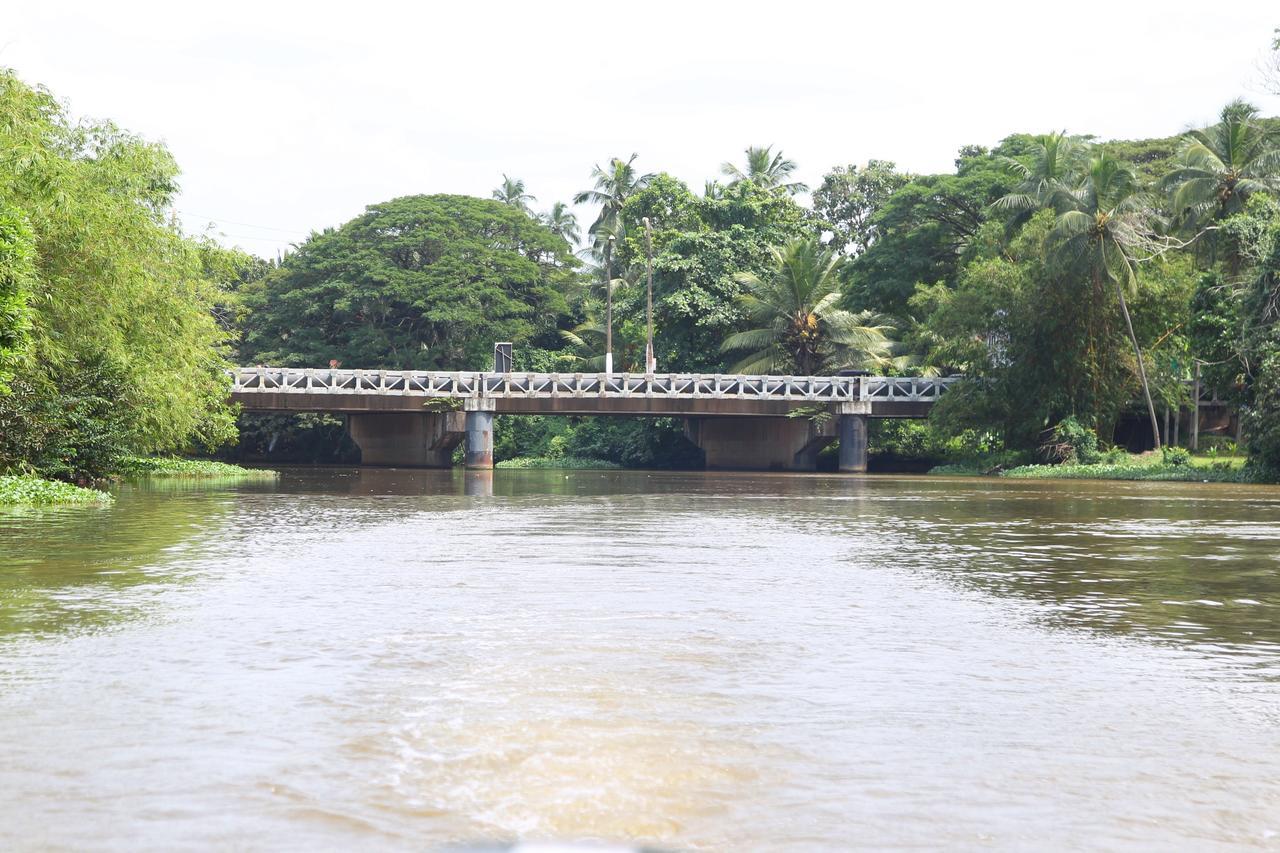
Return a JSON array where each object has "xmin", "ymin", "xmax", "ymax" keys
[{"xmin": 1114, "ymin": 280, "xmax": 1162, "ymax": 451}]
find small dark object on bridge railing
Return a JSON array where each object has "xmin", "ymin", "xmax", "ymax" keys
[
  {"xmin": 835, "ymin": 368, "xmax": 871, "ymax": 377},
  {"xmin": 493, "ymin": 342, "xmax": 513, "ymax": 373}
]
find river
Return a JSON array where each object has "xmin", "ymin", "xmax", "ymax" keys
[{"xmin": 2, "ymin": 468, "xmax": 1279, "ymax": 850}]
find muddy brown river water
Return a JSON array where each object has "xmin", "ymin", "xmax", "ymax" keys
[{"xmin": 2, "ymin": 468, "xmax": 1279, "ymax": 850}]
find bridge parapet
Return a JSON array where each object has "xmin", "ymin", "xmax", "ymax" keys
[{"xmin": 231, "ymin": 367, "xmax": 958, "ymax": 404}]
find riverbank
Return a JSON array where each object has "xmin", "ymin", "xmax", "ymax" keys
[{"xmin": 930, "ymin": 452, "xmax": 1268, "ymax": 483}]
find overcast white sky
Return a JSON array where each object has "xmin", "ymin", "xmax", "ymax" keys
[{"xmin": 6, "ymin": 1, "xmax": 1279, "ymax": 258}]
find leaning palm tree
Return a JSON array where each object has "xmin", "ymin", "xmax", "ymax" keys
[
  {"xmin": 540, "ymin": 201, "xmax": 580, "ymax": 246},
  {"xmin": 1161, "ymin": 99, "xmax": 1280, "ymax": 232},
  {"xmin": 1047, "ymin": 154, "xmax": 1163, "ymax": 448},
  {"xmin": 994, "ymin": 131, "xmax": 1088, "ymax": 215},
  {"xmin": 721, "ymin": 145, "xmax": 808, "ymax": 194},
  {"xmin": 573, "ymin": 153, "xmax": 654, "ymax": 243},
  {"xmin": 492, "ymin": 174, "xmax": 536, "ymax": 213},
  {"xmin": 721, "ymin": 238, "xmax": 893, "ymax": 375}
]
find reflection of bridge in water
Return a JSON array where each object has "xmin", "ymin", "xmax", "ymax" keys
[{"xmin": 232, "ymin": 368, "xmax": 958, "ymax": 472}]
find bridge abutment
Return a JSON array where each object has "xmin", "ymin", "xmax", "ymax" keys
[{"xmin": 346, "ymin": 411, "xmax": 463, "ymax": 468}]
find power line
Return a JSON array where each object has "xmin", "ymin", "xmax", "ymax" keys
[{"xmin": 178, "ymin": 210, "xmax": 310, "ymax": 236}]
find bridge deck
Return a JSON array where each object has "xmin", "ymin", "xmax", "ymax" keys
[{"xmin": 231, "ymin": 368, "xmax": 957, "ymax": 418}]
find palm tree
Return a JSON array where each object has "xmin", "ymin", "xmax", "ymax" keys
[
  {"xmin": 721, "ymin": 145, "xmax": 808, "ymax": 194},
  {"xmin": 721, "ymin": 238, "xmax": 894, "ymax": 375},
  {"xmin": 1047, "ymin": 154, "xmax": 1163, "ymax": 448},
  {"xmin": 995, "ymin": 131, "xmax": 1087, "ymax": 215},
  {"xmin": 1161, "ymin": 100, "xmax": 1280, "ymax": 232},
  {"xmin": 573, "ymin": 154, "xmax": 654, "ymax": 242},
  {"xmin": 492, "ymin": 174, "xmax": 536, "ymax": 213},
  {"xmin": 540, "ymin": 201, "xmax": 580, "ymax": 246}
]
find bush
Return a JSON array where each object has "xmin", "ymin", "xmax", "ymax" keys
[
  {"xmin": 495, "ymin": 456, "xmax": 621, "ymax": 470},
  {"xmin": 1042, "ymin": 416, "xmax": 1100, "ymax": 464},
  {"xmin": 1162, "ymin": 446, "xmax": 1191, "ymax": 467},
  {"xmin": 1244, "ymin": 351, "xmax": 1280, "ymax": 476}
]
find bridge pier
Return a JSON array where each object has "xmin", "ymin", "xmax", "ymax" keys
[
  {"xmin": 838, "ymin": 412, "xmax": 868, "ymax": 473},
  {"xmin": 464, "ymin": 399, "xmax": 496, "ymax": 469},
  {"xmin": 346, "ymin": 411, "xmax": 464, "ymax": 467}
]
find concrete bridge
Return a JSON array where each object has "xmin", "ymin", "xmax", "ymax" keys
[{"xmin": 231, "ymin": 367, "xmax": 957, "ymax": 472}]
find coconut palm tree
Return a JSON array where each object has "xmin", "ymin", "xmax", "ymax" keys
[
  {"xmin": 721, "ymin": 238, "xmax": 894, "ymax": 375},
  {"xmin": 994, "ymin": 131, "xmax": 1088, "ymax": 215},
  {"xmin": 573, "ymin": 154, "xmax": 654, "ymax": 243},
  {"xmin": 1161, "ymin": 99, "xmax": 1280, "ymax": 231},
  {"xmin": 721, "ymin": 145, "xmax": 808, "ymax": 194},
  {"xmin": 540, "ymin": 201, "xmax": 580, "ymax": 246},
  {"xmin": 492, "ymin": 174, "xmax": 536, "ymax": 213},
  {"xmin": 1047, "ymin": 154, "xmax": 1163, "ymax": 448}
]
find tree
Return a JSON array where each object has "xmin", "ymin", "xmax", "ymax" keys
[
  {"xmin": 721, "ymin": 238, "xmax": 894, "ymax": 374},
  {"xmin": 811, "ymin": 160, "xmax": 908, "ymax": 255},
  {"xmin": 1161, "ymin": 100, "xmax": 1280, "ymax": 238},
  {"xmin": 240, "ymin": 194, "xmax": 576, "ymax": 370},
  {"xmin": 1047, "ymin": 154, "xmax": 1163, "ymax": 448},
  {"xmin": 492, "ymin": 174, "xmax": 536, "ymax": 213},
  {"xmin": 844, "ymin": 147, "xmax": 1016, "ymax": 315},
  {"xmin": 573, "ymin": 154, "xmax": 654, "ymax": 243},
  {"xmin": 994, "ymin": 131, "xmax": 1087, "ymax": 215},
  {"xmin": 540, "ymin": 201, "xmax": 580, "ymax": 246},
  {"xmin": 0, "ymin": 70, "xmax": 237, "ymax": 477},
  {"xmin": 721, "ymin": 145, "xmax": 808, "ymax": 194},
  {"xmin": 0, "ymin": 203, "xmax": 34, "ymax": 393}
]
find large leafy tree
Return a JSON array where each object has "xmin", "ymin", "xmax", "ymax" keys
[
  {"xmin": 241, "ymin": 194, "xmax": 576, "ymax": 370},
  {"xmin": 844, "ymin": 147, "xmax": 1016, "ymax": 315},
  {"xmin": 721, "ymin": 238, "xmax": 893, "ymax": 375},
  {"xmin": 0, "ymin": 203, "xmax": 34, "ymax": 393},
  {"xmin": 1161, "ymin": 100, "xmax": 1280, "ymax": 236},
  {"xmin": 573, "ymin": 153, "xmax": 654, "ymax": 244},
  {"xmin": 0, "ymin": 70, "xmax": 237, "ymax": 477},
  {"xmin": 811, "ymin": 160, "xmax": 908, "ymax": 255},
  {"xmin": 994, "ymin": 131, "xmax": 1087, "ymax": 215},
  {"xmin": 721, "ymin": 145, "xmax": 808, "ymax": 195},
  {"xmin": 611, "ymin": 176, "xmax": 810, "ymax": 371}
]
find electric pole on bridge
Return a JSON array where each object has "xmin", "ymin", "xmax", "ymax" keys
[
  {"xmin": 643, "ymin": 217, "xmax": 656, "ymax": 374},
  {"xmin": 604, "ymin": 234, "xmax": 614, "ymax": 376}
]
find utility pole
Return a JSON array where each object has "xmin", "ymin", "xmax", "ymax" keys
[
  {"xmin": 604, "ymin": 235, "xmax": 614, "ymax": 376},
  {"xmin": 642, "ymin": 217, "xmax": 655, "ymax": 374}
]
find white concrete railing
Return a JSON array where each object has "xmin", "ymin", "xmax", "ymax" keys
[{"xmin": 231, "ymin": 367, "xmax": 961, "ymax": 404}]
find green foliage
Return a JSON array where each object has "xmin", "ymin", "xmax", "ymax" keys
[
  {"xmin": 722, "ymin": 238, "xmax": 895, "ymax": 374},
  {"xmin": 241, "ymin": 194, "xmax": 577, "ymax": 370},
  {"xmin": 811, "ymin": 160, "xmax": 908, "ymax": 255},
  {"xmin": 117, "ymin": 456, "xmax": 277, "ymax": 479},
  {"xmin": 0, "ymin": 474, "xmax": 112, "ymax": 506},
  {"xmin": 1044, "ymin": 416, "xmax": 1101, "ymax": 464},
  {"xmin": 1161, "ymin": 446, "xmax": 1191, "ymax": 466},
  {"xmin": 495, "ymin": 456, "xmax": 621, "ymax": 470},
  {"xmin": 844, "ymin": 147, "xmax": 1015, "ymax": 315},
  {"xmin": 0, "ymin": 69, "xmax": 238, "ymax": 474},
  {"xmin": 559, "ymin": 418, "xmax": 702, "ymax": 469},
  {"xmin": 1244, "ymin": 351, "xmax": 1280, "ymax": 475},
  {"xmin": 0, "ymin": 203, "xmax": 34, "ymax": 392}
]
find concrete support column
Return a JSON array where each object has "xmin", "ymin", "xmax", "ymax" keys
[
  {"xmin": 464, "ymin": 399, "xmax": 496, "ymax": 469},
  {"xmin": 838, "ymin": 413, "xmax": 868, "ymax": 473}
]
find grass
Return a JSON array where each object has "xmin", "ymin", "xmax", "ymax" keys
[
  {"xmin": 118, "ymin": 457, "xmax": 278, "ymax": 479},
  {"xmin": 930, "ymin": 450, "xmax": 1268, "ymax": 483},
  {"xmin": 495, "ymin": 456, "xmax": 622, "ymax": 470},
  {"xmin": 0, "ymin": 474, "xmax": 112, "ymax": 506}
]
